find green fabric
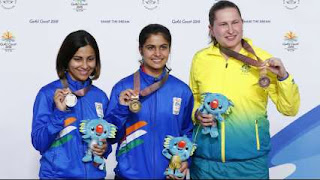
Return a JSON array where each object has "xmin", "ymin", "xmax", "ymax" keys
[
  {"xmin": 117, "ymin": 139, "xmax": 144, "ymax": 157},
  {"xmin": 50, "ymin": 134, "xmax": 73, "ymax": 148}
]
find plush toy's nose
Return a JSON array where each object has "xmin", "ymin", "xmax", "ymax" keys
[
  {"xmin": 96, "ymin": 124, "xmax": 103, "ymax": 134},
  {"xmin": 178, "ymin": 140, "xmax": 186, "ymax": 149},
  {"xmin": 210, "ymin": 99, "xmax": 219, "ymax": 109}
]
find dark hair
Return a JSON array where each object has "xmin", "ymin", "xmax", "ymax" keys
[
  {"xmin": 209, "ymin": 0, "xmax": 242, "ymax": 44},
  {"xmin": 56, "ymin": 30, "xmax": 101, "ymax": 80},
  {"xmin": 139, "ymin": 24, "xmax": 171, "ymax": 49}
]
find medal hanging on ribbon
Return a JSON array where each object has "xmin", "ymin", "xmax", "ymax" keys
[
  {"xmin": 65, "ymin": 93, "xmax": 77, "ymax": 107},
  {"xmin": 129, "ymin": 70, "xmax": 169, "ymax": 113},
  {"xmin": 129, "ymin": 95, "xmax": 142, "ymax": 113},
  {"xmin": 60, "ymin": 78, "xmax": 91, "ymax": 108},
  {"xmin": 219, "ymin": 39, "xmax": 270, "ymax": 88}
]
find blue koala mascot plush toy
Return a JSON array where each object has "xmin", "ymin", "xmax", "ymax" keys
[
  {"xmin": 198, "ymin": 93, "xmax": 233, "ymax": 138},
  {"xmin": 162, "ymin": 135, "xmax": 196, "ymax": 178},
  {"xmin": 79, "ymin": 118, "xmax": 117, "ymax": 170}
]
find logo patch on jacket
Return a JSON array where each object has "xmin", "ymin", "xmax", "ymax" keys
[
  {"xmin": 95, "ymin": 102, "xmax": 104, "ymax": 118},
  {"xmin": 173, "ymin": 97, "xmax": 182, "ymax": 115},
  {"xmin": 241, "ymin": 64, "xmax": 251, "ymax": 74}
]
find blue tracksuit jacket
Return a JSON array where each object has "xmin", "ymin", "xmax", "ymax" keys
[
  {"xmin": 106, "ymin": 68, "xmax": 194, "ymax": 179},
  {"xmin": 31, "ymin": 73, "xmax": 111, "ymax": 179}
]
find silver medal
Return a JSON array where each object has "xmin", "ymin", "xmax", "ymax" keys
[{"xmin": 65, "ymin": 93, "xmax": 77, "ymax": 107}]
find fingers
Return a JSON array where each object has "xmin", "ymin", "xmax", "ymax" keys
[
  {"xmin": 119, "ymin": 89, "xmax": 138, "ymax": 106},
  {"xmin": 259, "ymin": 58, "xmax": 287, "ymax": 78},
  {"xmin": 54, "ymin": 88, "xmax": 70, "ymax": 111},
  {"xmin": 92, "ymin": 141, "xmax": 107, "ymax": 156},
  {"xmin": 196, "ymin": 112, "xmax": 216, "ymax": 127},
  {"xmin": 179, "ymin": 161, "xmax": 188, "ymax": 175},
  {"xmin": 166, "ymin": 162, "xmax": 188, "ymax": 179}
]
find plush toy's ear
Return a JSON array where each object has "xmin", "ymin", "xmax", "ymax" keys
[
  {"xmin": 108, "ymin": 124, "xmax": 117, "ymax": 138},
  {"xmin": 190, "ymin": 143, "xmax": 197, "ymax": 156},
  {"xmin": 200, "ymin": 92, "xmax": 210, "ymax": 103},
  {"xmin": 164, "ymin": 135, "xmax": 174, "ymax": 149},
  {"xmin": 79, "ymin": 120, "xmax": 88, "ymax": 134}
]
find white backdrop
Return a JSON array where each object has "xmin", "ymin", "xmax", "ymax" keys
[{"xmin": 0, "ymin": 0, "xmax": 319, "ymax": 179}]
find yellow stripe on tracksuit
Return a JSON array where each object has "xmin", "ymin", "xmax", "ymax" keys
[
  {"xmin": 221, "ymin": 121, "xmax": 225, "ymax": 162},
  {"xmin": 255, "ymin": 120, "xmax": 260, "ymax": 150}
]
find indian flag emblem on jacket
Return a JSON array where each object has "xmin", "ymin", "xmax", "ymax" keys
[
  {"xmin": 50, "ymin": 117, "xmax": 77, "ymax": 148},
  {"xmin": 117, "ymin": 121, "xmax": 147, "ymax": 157}
]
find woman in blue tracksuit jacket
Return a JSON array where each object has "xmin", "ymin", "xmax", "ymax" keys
[
  {"xmin": 31, "ymin": 30, "xmax": 111, "ymax": 178},
  {"xmin": 106, "ymin": 24, "xmax": 194, "ymax": 179}
]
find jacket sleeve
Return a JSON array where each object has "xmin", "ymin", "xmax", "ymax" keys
[
  {"xmin": 255, "ymin": 46, "xmax": 300, "ymax": 116},
  {"xmin": 181, "ymin": 88, "xmax": 194, "ymax": 139},
  {"xmin": 31, "ymin": 90, "xmax": 72, "ymax": 154},
  {"xmin": 105, "ymin": 82, "xmax": 130, "ymax": 144},
  {"xmin": 268, "ymin": 74, "xmax": 300, "ymax": 116},
  {"xmin": 189, "ymin": 53, "xmax": 201, "ymax": 124},
  {"xmin": 101, "ymin": 93, "xmax": 113, "ymax": 159}
]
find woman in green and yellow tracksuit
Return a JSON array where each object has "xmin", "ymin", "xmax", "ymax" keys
[{"xmin": 189, "ymin": 1, "xmax": 300, "ymax": 179}]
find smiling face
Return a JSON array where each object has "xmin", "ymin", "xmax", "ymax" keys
[
  {"xmin": 68, "ymin": 45, "xmax": 96, "ymax": 82},
  {"xmin": 139, "ymin": 33, "xmax": 170, "ymax": 77},
  {"xmin": 209, "ymin": 7, "xmax": 243, "ymax": 52}
]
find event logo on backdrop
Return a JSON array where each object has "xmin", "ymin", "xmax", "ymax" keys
[
  {"xmin": 283, "ymin": 0, "xmax": 300, "ymax": 10},
  {"xmin": 282, "ymin": 31, "xmax": 299, "ymax": 52},
  {"xmin": 1, "ymin": 31, "xmax": 16, "ymax": 52},
  {"xmin": 0, "ymin": 0, "xmax": 16, "ymax": 9},
  {"xmin": 71, "ymin": 0, "xmax": 87, "ymax": 12},
  {"xmin": 142, "ymin": 0, "xmax": 159, "ymax": 10}
]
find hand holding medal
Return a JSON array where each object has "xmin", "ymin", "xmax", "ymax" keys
[
  {"xmin": 119, "ymin": 70, "xmax": 169, "ymax": 113},
  {"xmin": 220, "ymin": 40, "xmax": 272, "ymax": 88},
  {"xmin": 119, "ymin": 89, "xmax": 141, "ymax": 113},
  {"xmin": 54, "ymin": 88, "xmax": 73, "ymax": 111},
  {"xmin": 129, "ymin": 94, "xmax": 142, "ymax": 113}
]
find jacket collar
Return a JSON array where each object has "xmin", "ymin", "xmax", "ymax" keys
[
  {"xmin": 65, "ymin": 72, "xmax": 92, "ymax": 91},
  {"xmin": 139, "ymin": 67, "xmax": 168, "ymax": 85},
  {"xmin": 207, "ymin": 38, "xmax": 253, "ymax": 56}
]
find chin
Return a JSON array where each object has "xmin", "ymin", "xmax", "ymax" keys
[{"xmin": 77, "ymin": 76, "xmax": 89, "ymax": 81}]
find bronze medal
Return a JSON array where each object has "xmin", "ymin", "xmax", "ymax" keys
[{"xmin": 259, "ymin": 76, "xmax": 270, "ymax": 88}]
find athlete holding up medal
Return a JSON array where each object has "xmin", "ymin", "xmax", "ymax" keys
[
  {"xmin": 32, "ymin": 30, "xmax": 111, "ymax": 179},
  {"xmin": 106, "ymin": 24, "xmax": 194, "ymax": 179}
]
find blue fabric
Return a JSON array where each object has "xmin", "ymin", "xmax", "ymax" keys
[
  {"xmin": 106, "ymin": 68, "xmax": 194, "ymax": 179},
  {"xmin": 31, "ymin": 74, "xmax": 110, "ymax": 179}
]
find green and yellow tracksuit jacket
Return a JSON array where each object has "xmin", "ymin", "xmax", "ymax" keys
[{"xmin": 189, "ymin": 39, "xmax": 300, "ymax": 163}]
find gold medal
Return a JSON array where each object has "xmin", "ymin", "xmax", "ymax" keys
[
  {"xmin": 259, "ymin": 76, "xmax": 270, "ymax": 88},
  {"xmin": 129, "ymin": 95, "xmax": 141, "ymax": 113}
]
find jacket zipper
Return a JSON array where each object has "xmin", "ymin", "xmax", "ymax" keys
[
  {"xmin": 152, "ymin": 82, "xmax": 157, "ymax": 177},
  {"xmin": 80, "ymin": 98, "xmax": 88, "ymax": 178},
  {"xmin": 255, "ymin": 120, "xmax": 260, "ymax": 150},
  {"xmin": 221, "ymin": 59, "xmax": 228, "ymax": 163}
]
